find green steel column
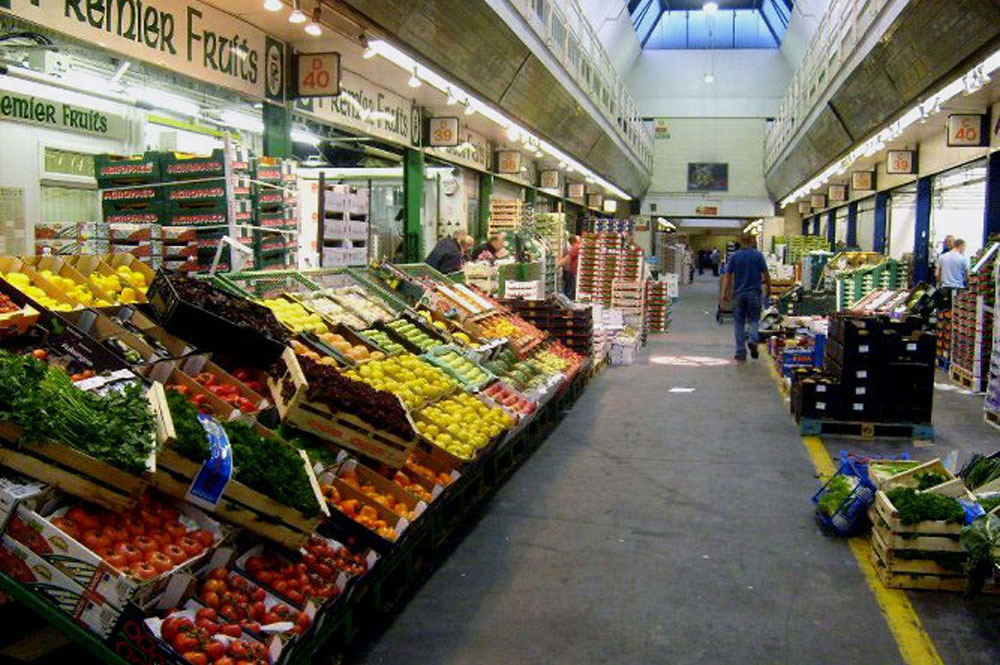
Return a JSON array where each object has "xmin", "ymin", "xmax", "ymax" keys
[
  {"xmin": 262, "ymin": 102, "xmax": 292, "ymax": 158},
  {"xmin": 478, "ymin": 173, "xmax": 493, "ymax": 241},
  {"xmin": 403, "ymin": 148, "xmax": 425, "ymax": 262},
  {"xmin": 526, "ymin": 188, "xmax": 537, "ymax": 205}
]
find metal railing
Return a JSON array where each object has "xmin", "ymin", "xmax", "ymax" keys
[
  {"xmin": 765, "ymin": 0, "xmax": 890, "ymax": 171},
  {"xmin": 509, "ymin": 0, "xmax": 653, "ymax": 172}
]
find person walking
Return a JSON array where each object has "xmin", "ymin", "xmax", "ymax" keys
[
  {"xmin": 425, "ymin": 230, "xmax": 471, "ymax": 274},
  {"xmin": 710, "ymin": 247, "xmax": 721, "ymax": 277},
  {"xmin": 937, "ymin": 238, "xmax": 970, "ymax": 309},
  {"xmin": 721, "ymin": 235, "xmax": 771, "ymax": 362},
  {"xmin": 559, "ymin": 234, "xmax": 581, "ymax": 299}
]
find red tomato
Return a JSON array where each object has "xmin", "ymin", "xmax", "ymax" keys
[
  {"xmin": 232, "ymin": 369, "xmax": 250, "ymax": 381},
  {"xmin": 220, "ymin": 624, "xmax": 242, "ymax": 638},
  {"xmin": 204, "ymin": 641, "xmax": 226, "ymax": 661},
  {"xmin": 131, "ymin": 561, "xmax": 159, "ymax": 581},
  {"xmin": 103, "ymin": 524, "xmax": 128, "ymax": 543},
  {"xmin": 181, "ymin": 651, "xmax": 207, "ymax": 665},
  {"xmin": 208, "ymin": 568, "xmax": 229, "ymax": 581},
  {"xmin": 153, "ymin": 532, "xmax": 174, "ymax": 548},
  {"xmin": 195, "ymin": 618, "xmax": 217, "ymax": 634},
  {"xmin": 191, "ymin": 394, "xmax": 208, "ymax": 407},
  {"xmin": 218, "ymin": 604, "xmax": 237, "ymax": 621},
  {"xmin": 202, "ymin": 579, "xmax": 225, "ymax": 593},
  {"xmin": 165, "ymin": 522, "xmax": 187, "ymax": 539},
  {"xmin": 138, "ymin": 509, "xmax": 162, "ymax": 529},
  {"xmin": 160, "ymin": 617, "xmax": 187, "ymax": 643},
  {"xmin": 250, "ymin": 588, "xmax": 266, "ymax": 603},
  {"xmin": 196, "ymin": 607, "xmax": 218, "ymax": 623},
  {"xmin": 196, "ymin": 372, "xmax": 216, "ymax": 387},
  {"xmin": 164, "ymin": 544, "xmax": 188, "ymax": 565},
  {"xmin": 170, "ymin": 384, "xmax": 191, "ymax": 396},
  {"xmin": 105, "ymin": 552, "xmax": 128, "ymax": 570},
  {"xmin": 297, "ymin": 613, "xmax": 311, "ymax": 630},
  {"xmin": 214, "ymin": 657, "xmax": 235, "ymax": 665},
  {"xmin": 263, "ymin": 612, "xmax": 279, "ymax": 625},
  {"xmin": 178, "ymin": 536, "xmax": 205, "ymax": 557},
  {"xmin": 226, "ymin": 642, "xmax": 249, "ymax": 659},
  {"xmin": 286, "ymin": 590, "xmax": 305, "ymax": 606},
  {"xmin": 147, "ymin": 551, "xmax": 173, "ymax": 573},
  {"xmin": 132, "ymin": 535, "xmax": 157, "ymax": 553},
  {"xmin": 200, "ymin": 590, "xmax": 221, "ymax": 608},
  {"xmin": 66, "ymin": 507, "xmax": 100, "ymax": 530},
  {"xmin": 242, "ymin": 621, "xmax": 260, "ymax": 634},
  {"xmin": 123, "ymin": 517, "xmax": 145, "ymax": 537},
  {"xmin": 31, "ymin": 349, "xmax": 48, "ymax": 360},
  {"xmin": 172, "ymin": 631, "xmax": 199, "ymax": 653},
  {"xmin": 250, "ymin": 601, "xmax": 266, "ymax": 622},
  {"xmin": 189, "ymin": 530, "xmax": 215, "ymax": 547},
  {"xmin": 116, "ymin": 542, "xmax": 143, "ymax": 564},
  {"xmin": 82, "ymin": 529, "xmax": 111, "ymax": 551}
]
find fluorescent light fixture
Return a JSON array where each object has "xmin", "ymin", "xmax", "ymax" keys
[
  {"xmin": 702, "ymin": 2, "xmax": 719, "ymax": 13},
  {"xmin": 408, "ymin": 69, "xmax": 421, "ymax": 88},
  {"xmin": 264, "ymin": 0, "xmax": 283, "ymax": 10},
  {"xmin": 288, "ymin": 0, "xmax": 306, "ymax": 23},
  {"xmin": 446, "ymin": 88, "xmax": 457, "ymax": 105},
  {"xmin": 221, "ymin": 110, "xmax": 264, "ymax": 134},
  {"xmin": 506, "ymin": 125, "xmax": 520, "ymax": 142},
  {"xmin": 127, "ymin": 85, "xmax": 200, "ymax": 117},
  {"xmin": 291, "ymin": 129, "xmax": 321, "ymax": 146},
  {"xmin": 703, "ymin": 73, "xmax": 715, "ymax": 84}
]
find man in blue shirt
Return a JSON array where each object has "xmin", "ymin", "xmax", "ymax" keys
[
  {"xmin": 937, "ymin": 238, "xmax": 970, "ymax": 308},
  {"xmin": 722, "ymin": 236, "xmax": 771, "ymax": 362}
]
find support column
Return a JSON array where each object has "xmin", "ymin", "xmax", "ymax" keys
[
  {"xmin": 914, "ymin": 176, "xmax": 932, "ymax": 284},
  {"xmin": 403, "ymin": 149, "xmax": 424, "ymax": 263},
  {"xmin": 874, "ymin": 191, "xmax": 889, "ymax": 254},
  {"xmin": 262, "ymin": 103, "xmax": 292, "ymax": 158},
  {"xmin": 525, "ymin": 188, "xmax": 537, "ymax": 206},
  {"xmin": 802, "ymin": 217, "xmax": 810, "ymax": 235},
  {"xmin": 478, "ymin": 174, "xmax": 493, "ymax": 241},
  {"xmin": 846, "ymin": 201, "xmax": 858, "ymax": 248},
  {"xmin": 827, "ymin": 209, "xmax": 836, "ymax": 246},
  {"xmin": 984, "ymin": 151, "xmax": 1000, "ymax": 245},
  {"xmin": 812, "ymin": 216, "xmax": 820, "ymax": 236}
]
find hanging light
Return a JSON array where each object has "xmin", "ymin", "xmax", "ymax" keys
[
  {"xmin": 506, "ymin": 125, "xmax": 520, "ymax": 142},
  {"xmin": 446, "ymin": 87, "xmax": 457, "ymax": 105},
  {"xmin": 288, "ymin": 0, "xmax": 306, "ymax": 23},
  {"xmin": 407, "ymin": 68, "xmax": 421, "ymax": 88},
  {"xmin": 263, "ymin": 0, "xmax": 282, "ymax": 11},
  {"xmin": 702, "ymin": 2, "xmax": 719, "ymax": 12},
  {"xmin": 305, "ymin": 7, "xmax": 322, "ymax": 36},
  {"xmin": 464, "ymin": 99, "xmax": 475, "ymax": 115},
  {"xmin": 704, "ymin": 73, "xmax": 714, "ymax": 83}
]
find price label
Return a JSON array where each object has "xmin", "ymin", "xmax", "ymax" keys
[
  {"xmin": 295, "ymin": 53, "xmax": 341, "ymax": 98},
  {"xmin": 886, "ymin": 150, "xmax": 916, "ymax": 174},
  {"xmin": 947, "ymin": 114, "xmax": 986, "ymax": 147},
  {"xmin": 428, "ymin": 117, "xmax": 459, "ymax": 147},
  {"xmin": 498, "ymin": 150, "xmax": 522, "ymax": 174}
]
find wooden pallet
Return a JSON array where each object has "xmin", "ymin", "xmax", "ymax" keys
[
  {"xmin": 871, "ymin": 553, "xmax": 970, "ymax": 592},
  {"xmin": 950, "ymin": 365, "xmax": 976, "ymax": 390},
  {"xmin": 797, "ymin": 417, "xmax": 934, "ymax": 440},
  {"xmin": 985, "ymin": 410, "xmax": 1000, "ymax": 431},
  {"xmin": 269, "ymin": 348, "xmax": 418, "ymax": 468},
  {"xmin": 871, "ymin": 526, "xmax": 967, "ymax": 575}
]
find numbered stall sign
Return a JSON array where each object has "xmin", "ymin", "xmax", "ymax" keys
[
  {"xmin": 886, "ymin": 150, "xmax": 917, "ymax": 174},
  {"xmin": 851, "ymin": 171, "xmax": 874, "ymax": 191},
  {"xmin": 947, "ymin": 114, "xmax": 988, "ymax": 147},
  {"xmin": 540, "ymin": 170, "xmax": 560, "ymax": 189},
  {"xmin": 295, "ymin": 52, "xmax": 341, "ymax": 98},
  {"xmin": 568, "ymin": 183, "xmax": 585, "ymax": 199},
  {"xmin": 427, "ymin": 117, "xmax": 459, "ymax": 147},
  {"xmin": 498, "ymin": 151, "xmax": 522, "ymax": 174},
  {"xmin": 828, "ymin": 184, "xmax": 847, "ymax": 202}
]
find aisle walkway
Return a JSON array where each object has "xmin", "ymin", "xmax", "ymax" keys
[{"xmin": 353, "ymin": 275, "xmax": 907, "ymax": 665}]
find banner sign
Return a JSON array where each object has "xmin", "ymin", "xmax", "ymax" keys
[
  {"xmin": 0, "ymin": 88, "xmax": 126, "ymax": 139},
  {"xmin": 695, "ymin": 205, "xmax": 718, "ymax": 216},
  {"xmin": 0, "ymin": 0, "xmax": 286, "ymax": 101},
  {"xmin": 295, "ymin": 69, "xmax": 420, "ymax": 148},
  {"xmin": 851, "ymin": 171, "xmax": 874, "ymax": 191}
]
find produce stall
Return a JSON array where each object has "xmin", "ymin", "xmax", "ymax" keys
[{"xmin": 0, "ymin": 255, "xmax": 595, "ymax": 665}]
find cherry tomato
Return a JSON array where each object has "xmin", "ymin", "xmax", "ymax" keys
[
  {"xmin": 286, "ymin": 590, "xmax": 305, "ymax": 606},
  {"xmin": 161, "ymin": 617, "xmax": 191, "ymax": 644}
]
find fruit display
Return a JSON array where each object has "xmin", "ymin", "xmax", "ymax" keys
[
  {"xmin": 338, "ymin": 467, "xmax": 419, "ymax": 520},
  {"xmin": 35, "ymin": 268, "xmax": 114, "ymax": 308},
  {"xmin": 424, "ymin": 347, "xmax": 493, "ymax": 390},
  {"xmin": 259, "ymin": 298, "xmax": 329, "ymax": 334},
  {"xmin": 482, "ymin": 381, "xmax": 536, "ymax": 417},
  {"xmin": 193, "ymin": 567, "xmax": 312, "ymax": 637},
  {"xmin": 316, "ymin": 330, "xmax": 383, "ymax": 363},
  {"xmin": 414, "ymin": 393, "xmax": 513, "ymax": 460},
  {"xmin": 531, "ymin": 348, "xmax": 572, "ymax": 375},
  {"xmin": 386, "ymin": 317, "xmax": 441, "ymax": 352},
  {"xmin": 343, "ymin": 354, "xmax": 456, "ymax": 409},
  {"xmin": 155, "ymin": 611, "xmax": 271, "ymax": 665},
  {"xmin": 295, "ymin": 292, "xmax": 367, "ymax": 328},
  {"xmin": 332, "ymin": 285, "xmax": 395, "ymax": 322},
  {"xmin": 0, "ymin": 293, "xmax": 19, "ymax": 315},
  {"xmin": 88, "ymin": 267, "xmax": 148, "ymax": 302},
  {"xmin": 2, "ymin": 271, "xmax": 74, "ymax": 311},
  {"xmin": 482, "ymin": 347, "xmax": 550, "ymax": 393},
  {"xmin": 390, "ymin": 469, "xmax": 435, "ymax": 503},
  {"xmin": 405, "ymin": 455, "xmax": 455, "ymax": 488},
  {"xmin": 361, "ymin": 328, "xmax": 405, "ymax": 355},
  {"xmin": 190, "ymin": 371, "xmax": 260, "ymax": 413},
  {"xmin": 320, "ymin": 482, "xmax": 399, "ymax": 541},
  {"xmin": 477, "ymin": 314, "xmax": 539, "ymax": 347}
]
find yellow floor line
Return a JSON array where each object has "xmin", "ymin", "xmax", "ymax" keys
[{"xmin": 766, "ymin": 354, "xmax": 944, "ymax": 665}]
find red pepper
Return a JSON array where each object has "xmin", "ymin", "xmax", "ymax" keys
[
  {"xmin": 191, "ymin": 393, "xmax": 207, "ymax": 406},
  {"xmin": 245, "ymin": 380, "xmax": 264, "ymax": 394}
]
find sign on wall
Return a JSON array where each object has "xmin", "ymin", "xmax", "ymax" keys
[
  {"xmin": 828, "ymin": 184, "xmax": 847, "ymax": 202},
  {"xmin": 568, "ymin": 183, "xmax": 585, "ymax": 199},
  {"xmin": 294, "ymin": 52, "xmax": 341, "ymax": 99},
  {"xmin": 687, "ymin": 163, "xmax": 728, "ymax": 192},
  {"xmin": 427, "ymin": 117, "xmax": 459, "ymax": 147},
  {"xmin": 695, "ymin": 205, "xmax": 719, "ymax": 216},
  {"xmin": 539, "ymin": 170, "xmax": 559, "ymax": 189},
  {"xmin": 810, "ymin": 194, "xmax": 826, "ymax": 208},
  {"xmin": 0, "ymin": 0, "xmax": 285, "ymax": 101},
  {"xmin": 426, "ymin": 123, "xmax": 492, "ymax": 172},
  {"xmin": 797, "ymin": 201, "xmax": 812, "ymax": 213},
  {"xmin": 886, "ymin": 150, "xmax": 917, "ymax": 175},
  {"xmin": 497, "ymin": 151, "xmax": 522, "ymax": 174},
  {"xmin": 587, "ymin": 193, "xmax": 602, "ymax": 209},
  {"xmin": 851, "ymin": 171, "xmax": 874, "ymax": 191},
  {"xmin": 653, "ymin": 118, "xmax": 670, "ymax": 140},
  {"xmin": 946, "ymin": 114, "xmax": 988, "ymax": 147},
  {"xmin": 295, "ymin": 69, "xmax": 420, "ymax": 148},
  {"xmin": 0, "ymin": 89, "xmax": 126, "ymax": 139}
]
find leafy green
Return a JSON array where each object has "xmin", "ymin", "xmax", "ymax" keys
[
  {"xmin": 869, "ymin": 461, "xmax": 921, "ymax": 477},
  {"xmin": 960, "ymin": 454, "xmax": 1000, "ymax": 490},
  {"xmin": 279, "ymin": 425, "xmax": 338, "ymax": 468},
  {"xmin": 915, "ymin": 472, "xmax": 947, "ymax": 491},
  {"xmin": 818, "ymin": 475, "xmax": 856, "ymax": 516},
  {"xmin": 886, "ymin": 487, "xmax": 965, "ymax": 525},
  {"xmin": 979, "ymin": 494, "xmax": 1000, "ymax": 514},
  {"xmin": 0, "ymin": 351, "xmax": 155, "ymax": 474},
  {"xmin": 961, "ymin": 513, "xmax": 1000, "ymax": 595},
  {"xmin": 165, "ymin": 390, "xmax": 210, "ymax": 462}
]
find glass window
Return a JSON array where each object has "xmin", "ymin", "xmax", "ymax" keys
[
  {"xmin": 40, "ymin": 186, "xmax": 99, "ymax": 224},
  {"xmin": 856, "ymin": 197, "xmax": 876, "ymax": 251}
]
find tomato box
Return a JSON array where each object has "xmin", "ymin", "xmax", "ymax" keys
[
  {"xmin": 2, "ymin": 495, "xmax": 225, "ymax": 609},
  {"xmin": 0, "ymin": 534, "xmax": 123, "ymax": 638},
  {"xmin": 0, "ymin": 470, "xmax": 51, "ymax": 533},
  {"xmin": 180, "ymin": 354, "xmax": 270, "ymax": 413}
]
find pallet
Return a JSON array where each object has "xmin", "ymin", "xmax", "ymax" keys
[
  {"xmin": 950, "ymin": 365, "xmax": 976, "ymax": 390},
  {"xmin": 797, "ymin": 417, "xmax": 934, "ymax": 440},
  {"xmin": 871, "ymin": 553, "xmax": 972, "ymax": 592},
  {"xmin": 270, "ymin": 348, "xmax": 418, "ymax": 468},
  {"xmin": 985, "ymin": 410, "xmax": 1000, "ymax": 431}
]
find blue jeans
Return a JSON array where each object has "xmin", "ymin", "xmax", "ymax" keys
[{"xmin": 733, "ymin": 290, "xmax": 762, "ymax": 357}]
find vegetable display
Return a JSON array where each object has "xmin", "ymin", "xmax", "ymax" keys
[
  {"xmin": 167, "ymin": 274, "xmax": 290, "ymax": 344},
  {"xmin": 885, "ymin": 487, "xmax": 965, "ymax": 525},
  {"xmin": 915, "ymin": 472, "xmax": 947, "ymax": 491},
  {"xmin": 194, "ymin": 567, "xmax": 311, "ymax": 636},
  {"xmin": 158, "ymin": 612, "xmax": 270, "ymax": 665},
  {"xmin": 959, "ymin": 454, "xmax": 1000, "ymax": 490},
  {"xmin": 0, "ymin": 351, "xmax": 155, "ymax": 474},
  {"xmin": 242, "ymin": 536, "xmax": 368, "ymax": 606}
]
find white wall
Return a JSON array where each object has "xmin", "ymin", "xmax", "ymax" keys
[
  {"xmin": 779, "ymin": 0, "xmax": 830, "ymax": 73},
  {"xmin": 576, "ymin": 0, "xmax": 642, "ymax": 78},
  {"xmin": 627, "ymin": 49, "xmax": 792, "ymax": 118}
]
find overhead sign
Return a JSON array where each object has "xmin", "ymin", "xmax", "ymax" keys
[
  {"xmin": 653, "ymin": 118, "xmax": 670, "ymax": 140},
  {"xmin": 587, "ymin": 193, "xmax": 602, "ymax": 209},
  {"xmin": 828, "ymin": 184, "xmax": 847, "ymax": 202},
  {"xmin": 695, "ymin": 205, "xmax": 718, "ymax": 216},
  {"xmin": 886, "ymin": 150, "xmax": 917, "ymax": 174},
  {"xmin": 295, "ymin": 52, "xmax": 340, "ymax": 99},
  {"xmin": 947, "ymin": 114, "xmax": 988, "ymax": 147},
  {"xmin": 797, "ymin": 201, "xmax": 812, "ymax": 213},
  {"xmin": 0, "ymin": 0, "xmax": 285, "ymax": 101},
  {"xmin": 539, "ymin": 170, "xmax": 559, "ymax": 189},
  {"xmin": 497, "ymin": 150, "xmax": 522, "ymax": 175},
  {"xmin": 294, "ymin": 69, "xmax": 420, "ymax": 148},
  {"xmin": 568, "ymin": 183, "xmax": 585, "ymax": 199},
  {"xmin": 603, "ymin": 200, "xmax": 618, "ymax": 213},
  {"xmin": 851, "ymin": 171, "xmax": 874, "ymax": 191},
  {"xmin": 810, "ymin": 194, "xmax": 826, "ymax": 208},
  {"xmin": 427, "ymin": 117, "xmax": 459, "ymax": 147},
  {"xmin": 425, "ymin": 123, "xmax": 492, "ymax": 172},
  {"xmin": 0, "ymin": 88, "xmax": 126, "ymax": 139}
]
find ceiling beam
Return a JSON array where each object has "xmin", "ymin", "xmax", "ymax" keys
[
  {"xmin": 640, "ymin": 6, "xmax": 665, "ymax": 47},
  {"xmin": 758, "ymin": 4, "xmax": 781, "ymax": 46}
]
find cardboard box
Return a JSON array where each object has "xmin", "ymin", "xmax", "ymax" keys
[{"xmin": 0, "ymin": 471, "xmax": 50, "ymax": 532}]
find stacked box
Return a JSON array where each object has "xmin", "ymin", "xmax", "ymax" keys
[
  {"xmin": 786, "ymin": 235, "xmax": 830, "ymax": 266},
  {"xmin": 576, "ymin": 232, "xmax": 645, "ymax": 306},
  {"xmin": 320, "ymin": 183, "xmax": 369, "ymax": 268},
  {"xmin": 500, "ymin": 297, "xmax": 593, "ymax": 356},
  {"xmin": 34, "ymin": 222, "xmax": 108, "ymax": 256},
  {"xmin": 252, "ymin": 158, "xmax": 298, "ymax": 269},
  {"xmin": 96, "ymin": 152, "xmax": 166, "ymax": 264},
  {"xmin": 488, "ymin": 198, "xmax": 527, "ymax": 234},
  {"xmin": 950, "ymin": 243, "xmax": 998, "ymax": 391},
  {"xmin": 646, "ymin": 282, "xmax": 671, "ymax": 333},
  {"xmin": 583, "ymin": 218, "xmax": 635, "ymax": 234}
]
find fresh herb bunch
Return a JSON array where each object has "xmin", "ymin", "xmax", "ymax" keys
[
  {"xmin": 979, "ymin": 495, "xmax": 1000, "ymax": 514},
  {"xmin": 886, "ymin": 487, "xmax": 965, "ymax": 525},
  {"xmin": 166, "ymin": 390, "xmax": 210, "ymax": 461},
  {"xmin": 222, "ymin": 421, "xmax": 320, "ymax": 517},
  {"xmin": 280, "ymin": 425, "xmax": 338, "ymax": 468},
  {"xmin": 959, "ymin": 454, "xmax": 1000, "ymax": 490},
  {"xmin": 915, "ymin": 472, "xmax": 947, "ymax": 491},
  {"xmin": 961, "ymin": 513, "xmax": 1000, "ymax": 595},
  {"xmin": 818, "ymin": 475, "xmax": 856, "ymax": 516},
  {"xmin": 0, "ymin": 351, "xmax": 155, "ymax": 474}
]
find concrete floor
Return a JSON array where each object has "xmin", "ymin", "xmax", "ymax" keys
[{"xmin": 355, "ymin": 274, "xmax": 989, "ymax": 665}]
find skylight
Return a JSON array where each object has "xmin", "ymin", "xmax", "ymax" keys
[{"xmin": 630, "ymin": 0, "xmax": 794, "ymax": 49}]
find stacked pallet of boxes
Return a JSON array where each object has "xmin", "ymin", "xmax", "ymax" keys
[
  {"xmin": 646, "ymin": 282, "xmax": 671, "ymax": 333},
  {"xmin": 96, "ymin": 152, "xmax": 164, "ymax": 267},
  {"xmin": 488, "ymin": 198, "xmax": 526, "ymax": 234},
  {"xmin": 984, "ymin": 254, "xmax": 1000, "ymax": 428},
  {"xmin": 791, "ymin": 313, "xmax": 935, "ymax": 428},
  {"xmin": 577, "ymin": 232, "xmax": 644, "ymax": 306},
  {"xmin": 950, "ymin": 243, "xmax": 998, "ymax": 391},
  {"xmin": 500, "ymin": 297, "xmax": 593, "ymax": 356},
  {"xmin": 529, "ymin": 214, "xmax": 564, "ymax": 296},
  {"xmin": 319, "ymin": 184, "xmax": 370, "ymax": 268},
  {"xmin": 834, "ymin": 258, "xmax": 908, "ymax": 311},
  {"xmin": 253, "ymin": 157, "xmax": 298, "ymax": 270},
  {"xmin": 786, "ymin": 236, "xmax": 830, "ymax": 267}
]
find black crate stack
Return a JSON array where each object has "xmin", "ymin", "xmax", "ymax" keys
[
  {"xmin": 499, "ymin": 297, "xmax": 593, "ymax": 356},
  {"xmin": 792, "ymin": 313, "xmax": 935, "ymax": 424}
]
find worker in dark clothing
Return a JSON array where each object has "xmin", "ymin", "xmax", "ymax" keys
[
  {"xmin": 471, "ymin": 232, "xmax": 508, "ymax": 263},
  {"xmin": 425, "ymin": 231, "xmax": 472, "ymax": 274},
  {"xmin": 721, "ymin": 234, "xmax": 771, "ymax": 362}
]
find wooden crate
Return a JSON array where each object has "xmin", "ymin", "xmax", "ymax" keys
[
  {"xmin": 0, "ymin": 384, "xmax": 165, "ymax": 513},
  {"xmin": 868, "ymin": 491, "xmax": 965, "ymax": 552},
  {"xmin": 877, "ymin": 459, "xmax": 960, "ymax": 494},
  {"xmin": 268, "ymin": 348, "xmax": 418, "ymax": 468},
  {"xmin": 870, "ymin": 524, "xmax": 967, "ymax": 576}
]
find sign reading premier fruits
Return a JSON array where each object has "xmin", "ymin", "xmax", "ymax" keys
[
  {"xmin": 0, "ymin": 89, "xmax": 126, "ymax": 139},
  {"xmin": 0, "ymin": 0, "xmax": 285, "ymax": 101}
]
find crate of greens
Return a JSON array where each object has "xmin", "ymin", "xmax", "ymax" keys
[{"xmin": 812, "ymin": 458, "xmax": 877, "ymax": 536}]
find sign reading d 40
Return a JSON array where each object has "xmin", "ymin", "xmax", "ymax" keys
[{"xmin": 295, "ymin": 52, "xmax": 341, "ymax": 98}]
